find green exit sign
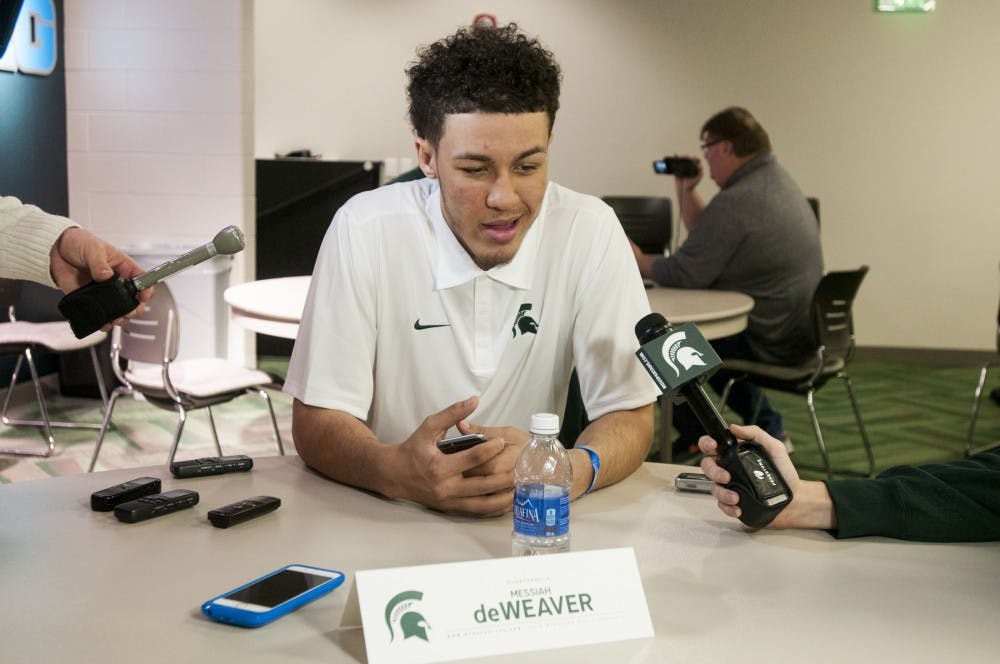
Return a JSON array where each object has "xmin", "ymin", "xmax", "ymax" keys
[{"xmin": 875, "ymin": 0, "xmax": 936, "ymax": 11}]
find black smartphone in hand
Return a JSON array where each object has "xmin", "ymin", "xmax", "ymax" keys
[{"xmin": 436, "ymin": 433, "xmax": 487, "ymax": 454}]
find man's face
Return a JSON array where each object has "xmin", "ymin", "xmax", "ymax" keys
[
  {"xmin": 701, "ymin": 133, "xmax": 737, "ymax": 187},
  {"xmin": 416, "ymin": 112, "xmax": 551, "ymax": 271}
]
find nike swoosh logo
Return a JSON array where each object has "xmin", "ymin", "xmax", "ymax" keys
[{"xmin": 414, "ymin": 319, "xmax": 450, "ymax": 330}]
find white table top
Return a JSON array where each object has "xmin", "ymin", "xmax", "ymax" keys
[
  {"xmin": 223, "ymin": 276, "xmax": 753, "ymax": 343},
  {"xmin": 1, "ymin": 456, "xmax": 995, "ymax": 663},
  {"xmin": 224, "ymin": 276, "xmax": 310, "ymax": 339},
  {"xmin": 646, "ymin": 286, "xmax": 753, "ymax": 341}
]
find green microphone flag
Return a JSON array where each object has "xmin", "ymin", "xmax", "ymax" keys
[{"xmin": 635, "ymin": 322, "xmax": 722, "ymax": 402}]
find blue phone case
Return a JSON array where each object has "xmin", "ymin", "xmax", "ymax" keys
[{"xmin": 201, "ymin": 563, "xmax": 345, "ymax": 628}]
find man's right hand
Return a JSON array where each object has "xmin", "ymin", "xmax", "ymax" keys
[
  {"xmin": 673, "ymin": 153, "xmax": 703, "ymax": 192},
  {"xmin": 50, "ymin": 227, "xmax": 153, "ymax": 329},
  {"xmin": 388, "ymin": 396, "xmax": 514, "ymax": 518}
]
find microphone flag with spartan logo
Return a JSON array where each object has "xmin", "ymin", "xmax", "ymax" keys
[
  {"xmin": 385, "ymin": 590, "xmax": 430, "ymax": 642},
  {"xmin": 635, "ymin": 322, "xmax": 722, "ymax": 402}
]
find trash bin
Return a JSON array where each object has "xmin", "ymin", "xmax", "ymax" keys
[{"xmin": 126, "ymin": 245, "xmax": 233, "ymax": 360}]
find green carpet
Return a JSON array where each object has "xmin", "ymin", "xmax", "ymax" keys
[{"xmin": 2, "ymin": 357, "xmax": 999, "ymax": 483}]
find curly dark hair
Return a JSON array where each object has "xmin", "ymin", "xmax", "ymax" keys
[
  {"xmin": 405, "ymin": 22, "xmax": 562, "ymax": 146},
  {"xmin": 701, "ymin": 107, "xmax": 772, "ymax": 157}
]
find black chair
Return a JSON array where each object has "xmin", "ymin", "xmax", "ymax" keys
[
  {"xmin": 602, "ymin": 196, "xmax": 673, "ymax": 255},
  {"xmin": 559, "ymin": 370, "xmax": 588, "ymax": 448},
  {"xmin": 966, "ymin": 261, "xmax": 1000, "ymax": 455},
  {"xmin": 717, "ymin": 266, "xmax": 874, "ymax": 478},
  {"xmin": 386, "ymin": 166, "xmax": 425, "ymax": 185},
  {"xmin": 0, "ymin": 278, "xmax": 109, "ymax": 456}
]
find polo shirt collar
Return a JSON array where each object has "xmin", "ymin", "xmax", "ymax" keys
[
  {"xmin": 426, "ymin": 180, "xmax": 547, "ymax": 291},
  {"xmin": 723, "ymin": 153, "xmax": 773, "ymax": 190}
]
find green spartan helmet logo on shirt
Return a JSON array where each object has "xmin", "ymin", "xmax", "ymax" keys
[{"xmin": 512, "ymin": 303, "xmax": 539, "ymax": 338}]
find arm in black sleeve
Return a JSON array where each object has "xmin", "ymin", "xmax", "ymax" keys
[{"xmin": 825, "ymin": 450, "xmax": 1000, "ymax": 542}]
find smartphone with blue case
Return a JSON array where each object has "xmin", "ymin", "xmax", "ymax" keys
[{"xmin": 201, "ymin": 564, "xmax": 344, "ymax": 628}]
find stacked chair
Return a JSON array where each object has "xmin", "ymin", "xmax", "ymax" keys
[
  {"xmin": 1, "ymin": 278, "xmax": 108, "ymax": 457},
  {"xmin": 88, "ymin": 282, "xmax": 284, "ymax": 471}
]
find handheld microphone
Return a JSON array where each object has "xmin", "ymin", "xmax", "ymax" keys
[
  {"xmin": 58, "ymin": 226, "xmax": 245, "ymax": 339},
  {"xmin": 634, "ymin": 312, "xmax": 792, "ymax": 528}
]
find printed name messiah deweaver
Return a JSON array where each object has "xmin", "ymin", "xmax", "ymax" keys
[{"xmin": 474, "ymin": 593, "xmax": 594, "ymax": 623}]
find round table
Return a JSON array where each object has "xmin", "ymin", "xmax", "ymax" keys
[
  {"xmin": 646, "ymin": 286, "xmax": 753, "ymax": 340},
  {"xmin": 224, "ymin": 276, "xmax": 310, "ymax": 340},
  {"xmin": 223, "ymin": 278, "xmax": 752, "ymax": 343}
]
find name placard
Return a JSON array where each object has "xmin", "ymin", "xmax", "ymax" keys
[{"xmin": 340, "ymin": 547, "xmax": 653, "ymax": 663}]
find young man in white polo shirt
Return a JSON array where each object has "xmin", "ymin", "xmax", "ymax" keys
[{"xmin": 284, "ymin": 23, "xmax": 658, "ymax": 517}]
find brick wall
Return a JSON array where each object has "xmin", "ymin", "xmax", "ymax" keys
[{"xmin": 63, "ymin": 0, "xmax": 253, "ymax": 360}]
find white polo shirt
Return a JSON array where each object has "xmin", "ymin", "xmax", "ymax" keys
[{"xmin": 284, "ymin": 179, "xmax": 659, "ymax": 445}]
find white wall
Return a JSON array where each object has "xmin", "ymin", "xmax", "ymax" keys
[
  {"xmin": 63, "ymin": 0, "xmax": 253, "ymax": 360},
  {"xmin": 255, "ymin": 0, "xmax": 1000, "ymax": 352}
]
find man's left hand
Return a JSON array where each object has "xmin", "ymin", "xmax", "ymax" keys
[{"xmin": 456, "ymin": 421, "xmax": 530, "ymax": 478}]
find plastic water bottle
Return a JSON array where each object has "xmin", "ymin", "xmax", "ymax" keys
[{"xmin": 512, "ymin": 413, "xmax": 572, "ymax": 556}]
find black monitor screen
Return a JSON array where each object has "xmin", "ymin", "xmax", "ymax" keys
[
  {"xmin": 256, "ymin": 159, "xmax": 381, "ymax": 280},
  {"xmin": 255, "ymin": 158, "xmax": 381, "ymax": 356}
]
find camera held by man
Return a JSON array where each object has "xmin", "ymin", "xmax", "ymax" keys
[{"xmin": 652, "ymin": 156, "xmax": 699, "ymax": 177}]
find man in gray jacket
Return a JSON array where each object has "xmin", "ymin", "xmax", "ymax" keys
[{"xmin": 633, "ymin": 107, "xmax": 822, "ymax": 456}]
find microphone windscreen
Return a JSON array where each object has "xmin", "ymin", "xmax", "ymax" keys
[
  {"xmin": 212, "ymin": 226, "xmax": 245, "ymax": 255},
  {"xmin": 635, "ymin": 312, "xmax": 668, "ymax": 344},
  {"xmin": 58, "ymin": 274, "xmax": 138, "ymax": 338}
]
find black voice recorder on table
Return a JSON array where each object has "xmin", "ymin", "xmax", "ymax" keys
[
  {"xmin": 208, "ymin": 496, "xmax": 281, "ymax": 529},
  {"xmin": 114, "ymin": 489, "xmax": 199, "ymax": 523},
  {"xmin": 58, "ymin": 226, "xmax": 245, "ymax": 339},
  {"xmin": 634, "ymin": 313, "xmax": 792, "ymax": 528},
  {"xmin": 90, "ymin": 476, "xmax": 162, "ymax": 511},
  {"xmin": 170, "ymin": 455, "xmax": 254, "ymax": 479}
]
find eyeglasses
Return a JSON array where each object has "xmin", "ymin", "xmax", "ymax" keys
[{"xmin": 700, "ymin": 139, "xmax": 724, "ymax": 152}]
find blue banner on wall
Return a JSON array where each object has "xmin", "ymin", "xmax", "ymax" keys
[{"xmin": 0, "ymin": 0, "xmax": 66, "ymax": 216}]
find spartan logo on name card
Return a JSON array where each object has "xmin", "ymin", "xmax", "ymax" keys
[{"xmin": 384, "ymin": 590, "xmax": 430, "ymax": 643}]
